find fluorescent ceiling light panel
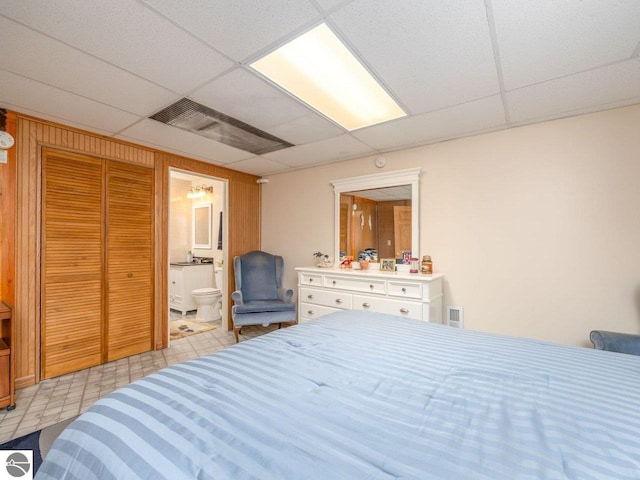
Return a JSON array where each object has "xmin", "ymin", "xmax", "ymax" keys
[{"xmin": 251, "ymin": 24, "xmax": 406, "ymax": 131}]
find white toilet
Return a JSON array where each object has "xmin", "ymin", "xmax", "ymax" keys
[{"xmin": 192, "ymin": 287, "xmax": 222, "ymax": 322}]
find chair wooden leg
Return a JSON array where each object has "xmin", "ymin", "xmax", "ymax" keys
[
  {"xmin": 278, "ymin": 323, "xmax": 282, "ymax": 329},
  {"xmin": 234, "ymin": 326, "xmax": 241, "ymax": 343}
]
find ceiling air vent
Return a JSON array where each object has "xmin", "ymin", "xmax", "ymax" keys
[{"xmin": 149, "ymin": 98, "xmax": 294, "ymax": 155}]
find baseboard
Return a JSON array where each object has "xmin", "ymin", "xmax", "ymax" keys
[{"xmin": 15, "ymin": 374, "xmax": 36, "ymax": 390}]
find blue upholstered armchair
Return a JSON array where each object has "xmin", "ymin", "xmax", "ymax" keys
[
  {"xmin": 231, "ymin": 250, "xmax": 297, "ymax": 342},
  {"xmin": 590, "ymin": 330, "xmax": 640, "ymax": 356}
]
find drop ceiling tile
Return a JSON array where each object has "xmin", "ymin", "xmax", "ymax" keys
[
  {"xmin": 225, "ymin": 156, "xmax": 291, "ymax": 176},
  {"xmin": 0, "ymin": 100, "xmax": 113, "ymax": 137},
  {"xmin": 0, "ymin": 69, "xmax": 140, "ymax": 134},
  {"xmin": 351, "ymin": 185, "xmax": 412, "ymax": 201},
  {"xmin": 314, "ymin": 0, "xmax": 352, "ymax": 12},
  {"xmin": 493, "ymin": 0, "xmax": 640, "ymax": 90},
  {"xmin": 2, "ymin": 0, "xmax": 232, "ymax": 93},
  {"xmin": 266, "ymin": 113, "xmax": 344, "ymax": 145},
  {"xmin": 142, "ymin": 0, "xmax": 319, "ymax": 61},
  {"xmin": 0, "ymin": 17, "xmax": 177, "ymax": 116},
  {"xmin": 507, "ymin": 60, "xmax": 640, "ymax": 124},
  {"xmin": 352, "ymin": 96, "xmax": 507, "ymax": 151},
  {"xmin": 329, "ymin": 0, "xmax": 500, "ymax": 114},
  {"xmin": 263, "ymin": 134, "xmax": 376, "ymax": 167},
  {"xmin": 117, "ymin": 119, "xmax": 254, "ymax": 164},
  {"xmin": 190, "ymin": 68, "xmax": 314, "ymax": 132}
]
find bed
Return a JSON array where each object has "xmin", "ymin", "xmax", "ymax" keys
[{"xmin": 36, "ymin": 310, "xmax": 640, "ymax": 479}]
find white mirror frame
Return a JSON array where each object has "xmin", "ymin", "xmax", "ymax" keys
[
  {"xmin": 192, "ymin": 203, "xmax": 212, "ymax": 250},
  {"xmin": 331, "ymin": 167, "xmax": 421, "ymax": 265}
]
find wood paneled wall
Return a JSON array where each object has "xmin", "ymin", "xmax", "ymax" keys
[
  {"xmin": 14, "ymin": 116, "xmax": 155, "ymax": 388},
  {"xmin": 0, "ymin": 111, "xmax": 17, "ymax": 304},
  {"xmin": 9, "ymin": 113, "xmax": 260, "ymax": 388}
]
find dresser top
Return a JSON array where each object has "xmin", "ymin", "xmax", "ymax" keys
[
  {"xmin": 170, "ymin": 262, "xmax": 214, "ymax": 267},
  {"xmin": 295, "ymin": 266, "xmax": 444, "ymax": 282}
]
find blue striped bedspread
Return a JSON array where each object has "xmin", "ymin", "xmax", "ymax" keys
[{"xmin": 36, "ymin": 310, "xmax": 640, "ymax": 479}]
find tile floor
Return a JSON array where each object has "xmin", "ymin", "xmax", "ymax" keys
[{"xmin": 0, "ymin": 315, "xmax": 277, "ymax": 444}]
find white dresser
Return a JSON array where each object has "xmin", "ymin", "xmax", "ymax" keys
[
  {"xmin": 169, "ymin": 264, "xmax": 214, "ymax": 315},
  {"xmin": 296, "ymin": 267, "xmax": 444, "ymax": 324}
]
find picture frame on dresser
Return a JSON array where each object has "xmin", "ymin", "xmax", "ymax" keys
[{"xmin": 380, "ymin": 258, "xmax": 396, "ymax": 272}]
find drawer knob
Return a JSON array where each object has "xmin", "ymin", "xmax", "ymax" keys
[
  {"xmin": 309, "ymin": 278, "xmax": 314, "ymax": 283},
  {"xmin": 307, "ymin": 310, "xmax": 314, "ymax": 315},
  {"xmin": 332, "ymin": 280, "xmax": 337, "ymax": 285},
  {"xmin": 401, "ymin": 287, "xmax": 407, "ymax": 293},
  {"xmin": 335, "ymin": 298, "xmax": 343, "ymax": 304},
  {"xmin": 307, "ymin": 294, "xmax": 313, "ymax": 299},
  {"xmin": 369, "ymin": 284, "xmax": 374, "ymax": 289},
  {"xmin": 400, "ymin": 307, "xmax": 409, "ymax": 314},
  {"xmin": 362, "ymin": 302, "xmax": 370, "ymax": 308}
]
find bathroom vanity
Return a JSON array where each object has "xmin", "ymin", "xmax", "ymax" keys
[{"xmin": 169, "ymin": 263, "xmax": 214, "ymax": 315}]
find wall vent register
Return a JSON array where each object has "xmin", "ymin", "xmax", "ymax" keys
[{"xmin": 447, "ymin": 306, "xmax": 464, "ymax": 328}]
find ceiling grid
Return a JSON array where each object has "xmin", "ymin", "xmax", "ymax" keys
[{"xmin": 0, "ymin": 0, "xmax": 638, "ymax": 175}]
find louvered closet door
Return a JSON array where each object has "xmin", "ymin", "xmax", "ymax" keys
[
  {"xmin": 42, "ymin": 149, "xmax": 104, "ymax": 379},
  {"xmin": 106, "ymin": 161, "xmax": 153, "ymax": 362}
]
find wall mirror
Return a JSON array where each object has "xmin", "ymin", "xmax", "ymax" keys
[
  {"xmin": 192, "ymin": 203, "xmax": 212, "ymax": 249},
  {"xmin": 331, "ymin": 168, "xmax": 421, "ymax": 264}
]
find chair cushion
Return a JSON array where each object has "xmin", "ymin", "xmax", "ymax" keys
[
  {"xmin": 233, "ymin": 300, "xmax": 295, "ymax": 314},
  {"xmin": 232, "ymin": 309, "xmax": 297, "ymax": 327}
]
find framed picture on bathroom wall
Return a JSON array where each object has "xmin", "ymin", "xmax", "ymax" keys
[
  {"xmin": 192, "ymin": 203, "xmax": 212, "ymax": 249},
  {"xmin": 380, "ymin": 258, "xmax": 396, "ymax": 272}
]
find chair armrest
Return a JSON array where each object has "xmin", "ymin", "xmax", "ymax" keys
[
  {"xmin": 278, "ymin": 288, "xmax": 294, "ymax": 303},
  {"xmin": 231, "ymin": 290, "xmax": 244, "ymax": 305},
  {"xmin": 590, "ymin": 330, "xmax": 640, "ymax": 356}
]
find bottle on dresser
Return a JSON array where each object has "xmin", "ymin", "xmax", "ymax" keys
[{"xmin": 421, "ymin": 255, "xmax": 433, "ymax": 274}]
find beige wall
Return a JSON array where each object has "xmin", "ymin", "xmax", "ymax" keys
[
  {"xmin": 261, "ymin": 104, "xmax": 640, "ymax": 347},
  {"xmin": 169, "ymin": 178, "xmax": 192, "ymax": 262}
]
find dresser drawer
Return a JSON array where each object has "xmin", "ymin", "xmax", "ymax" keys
[
  {"xmin": 324, "ymin": 275, "xmax": 386, "ymax": 294},
  {"xmin": 299, "ymin": 302, "xmax": 341, "ymax": 323},
  {"xmin": 299, "ymin": 272, "xmax": 324, "ymax": 286},
  {"xmin": 353, "ymin": 294, "xmax": 423, "ymax": 321},
  {"xmin": 387, "ymin": 280, "xmax": 423, "ymax": 299},
  {"xmin": 299, "ymin": 287, "xmax": 352, "ymax": 309}
]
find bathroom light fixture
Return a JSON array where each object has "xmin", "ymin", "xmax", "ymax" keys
[
  {"xmin": 187, "ymin": 185, "xmax": 214, "ymax": 199},
  {"xmin": 250, "ymin": 23, "xmax": 406, "ymax": 131}
]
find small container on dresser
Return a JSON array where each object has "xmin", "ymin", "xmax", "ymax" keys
[
  {"xmin": 421, "ymin": 255, "xmax": 433, "ymax": 275},
  {"xmin": 296, "ymin": 267, "xmax": 444, "ymax": 325}
]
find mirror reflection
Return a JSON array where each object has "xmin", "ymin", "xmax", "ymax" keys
[
  {"xmin": 340, "ymin": 185, "xmax": 412, "ymax": 262},
  {"xmin": 192, "ymin": 203, "xmax": 212, "ymax": 249}
]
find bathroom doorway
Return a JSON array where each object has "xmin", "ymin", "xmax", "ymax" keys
[{"xmin": 168, "ymin": 169, "xmax": 228, "ymax": 342}]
